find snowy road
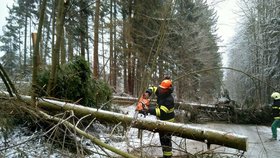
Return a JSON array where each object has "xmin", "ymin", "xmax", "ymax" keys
[{"xmin": 194, "ymin": 123, "xmax": 280, "ymax": 158}]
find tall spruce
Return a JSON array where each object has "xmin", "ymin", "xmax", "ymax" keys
[
  {"xmin": 47, "ymin": 0, "xmax": 66, "ymax": 96},
  {"xmin": 93, "ymin": 0, "xmax": 101, "ymax": 79},
  {"xmin": 32, "ymin": 0, "xmax": 47, "ymax": 101}
]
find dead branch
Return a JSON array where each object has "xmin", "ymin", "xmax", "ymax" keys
[{"xmin": 37, "ymin": 109, "xmax": 137, "ymax": 158}]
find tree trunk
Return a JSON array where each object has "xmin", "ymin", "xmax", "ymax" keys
[
  {"xmin": 127, "ymin": 0, "xmax": 133, "ymax": 95},
  {"xmin": 86, "ymin": 22, "xmax": 90, "ymax": 62},
  {"xmin": 66, "ymin": 28, "xmax": 74, "ymax": 62},
  {"xmin": 60, "ymin": 27, "xmax": 66, "ymax": 65},
  {"xmin": 122, "ymin": 10, "xmax": 128, "ymax": 93},
  {"xmin": 11, "ymin": 94, "xmax": 248, "ymax": 151},
  {"xmin": 79, "ymin": 0, "xmax": 86, "ymax": 58},
  {"xmin": 23, "ymin": 1, "xmax": 28, "ymax": 72},
  {"xmin": 112, "ymin": 0, "xmax": 117, "ymax": 89},
  {"xmin": 47, "ymin": 0, "xmax": 65, "ymax": 96},
  {"xmin": 109, "ymin": 0, "xmax": 114, "ymax": 87},
  {"xmin": 43, "ymin": 15, "xmax": 51, "ymax": 66},
  {"xmin": 51, "ymin": 0, "xmax": 56, "ymax": 63},
  {"xmin": 93, "ymin": 0, "xmax": 100, "ymax": 79},
  {"xmin": 32, "ymin": 0, "xmax": 47, "ymax": 101}
]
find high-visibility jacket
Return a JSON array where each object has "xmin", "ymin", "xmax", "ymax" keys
[
  {"xmin": 146, "ymin": 86, "xmax": 175, "ymax": 122},
  {"xmin": 145, "ymin": 86, "xmax": 175, "ymax": 157},
  {"xmin": 272, "ymin": 99, "xmax": 280, "ymax": 119}
]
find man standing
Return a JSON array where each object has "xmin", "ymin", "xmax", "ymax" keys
[
  {"xmin": 270, "ymin": 92, "xmax": 280, "ymax": 141},
  {"xmin": 140, "ymin": 79, "xmax": 174, "ymax": 158}
]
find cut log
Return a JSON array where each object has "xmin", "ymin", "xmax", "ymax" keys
[{"xmin": 1, "ymin": 93, "xmax": 248, "ymax": 151}]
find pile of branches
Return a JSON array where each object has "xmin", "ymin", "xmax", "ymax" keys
[
  {"xmin": 231, "ymin": 106, "xmax": 273, "ymax": 125},
  {"xmin": 0, "ymin": 63, "xmax": 138, "ymax": 158}
]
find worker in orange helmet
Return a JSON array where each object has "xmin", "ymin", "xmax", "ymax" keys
[{"xmin": 139, "ymin": 77, "xmax": 174, "ymax": 158}]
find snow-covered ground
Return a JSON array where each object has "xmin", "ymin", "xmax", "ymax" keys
[{"xmin": 1, "ymin": 105, "xmax": 280, "ymax": 158}]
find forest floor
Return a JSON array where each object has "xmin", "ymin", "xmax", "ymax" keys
[{"xmin": 1, "ymin": 104, "xmax": 280, "ymax": 158}]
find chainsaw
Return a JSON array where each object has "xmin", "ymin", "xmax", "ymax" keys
[
  {"xmin": 133, "ymin": 94, "xmax": 150, "ymax": 119},
  {"xmin": 133, "ymin": 94, "xmax": 150, "ymax": 141}
]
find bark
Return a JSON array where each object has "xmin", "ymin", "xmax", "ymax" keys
[
  {"xmin": 60, "ymin": 27, "xmax": 66, "ymax": 65},
  {"xmin": 0, "ymin": 67, "xmax": 21, "ymax": 100},
  {"xmin": 23, "ymin": 1, "xmax": 28, "ymax": 71},
  {"xmin": 113, "ymin": 0, "xmax": 117, "ymax": 89},
  {"xmin": 32, "ymin": 0, "xmax": 47, "ymax": 102},
  {"xmin": 43, "ymin": 15, "xmax": 51, "ymax": 66},
  {"xmin": 109, "ymin": 0, "xmax": 114, "ymax": 87},
  {"xmin": 127, "ymin": 1, "xmax": 133, "ymax": 95},
  {"xmin": 0, "ymin": 64, "xmax": 14, "ymax": 97},
  {"xmin": 66, "ymin": 28, "xmax": 74, "ymax": 61},
  {"xmin": 11, "ymin": 94, "xmax": 248, "ymax": 151},
  {"xmin": 47, "ymin": 0, "xmax": 66, "ymax": 96},
  {"xmin": 79, "ymin": 0, "xmax": 86, "ymax": 58},
  {"xmin": 31, "ymin": 32, "xmax": 38, "ymax": 99},
  {"xmin": 93, "ymin": 0, "xmax": 100, "ymax": 78},
  {"xmin": 126, "ymin": 1, "xmax": 133, "ymax": 95}
]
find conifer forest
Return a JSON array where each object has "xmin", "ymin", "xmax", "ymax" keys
[{"xmin": 0, "ymin": 0, "xmax": 280, "ymax": 157}]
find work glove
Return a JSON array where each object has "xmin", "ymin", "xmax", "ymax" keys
[
  {"xmin": 143, "ymin": 92, "xmax": 150, "ymax": 99},
  {"xmin": 139, "ymin": 109, "xmax": 148, "ymax": 116}
]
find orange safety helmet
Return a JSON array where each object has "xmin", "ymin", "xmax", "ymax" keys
[{"xmin": 159, "ymin": 79, "xmax": 172, "ymax": 89}]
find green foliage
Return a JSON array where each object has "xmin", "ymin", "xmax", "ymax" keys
[
  {"xmin": 37, "ymin": 57, "xmax": 112, "ymax": 109},
  {"xmin": 92, "ymin": 79, "xmax": 112, "ymax": 110},
  {"xmin": 233, "ymin": 106, "xmax": 273, "ymax": 125},
  {"xmin": 56, "ymin": 57, "xmax": 91, "ymax": 101}
]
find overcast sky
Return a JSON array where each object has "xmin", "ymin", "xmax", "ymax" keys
[
  {"xmin": 208, "ymin": 0, "xmax": 239, "ymax": 43},
  {"xmin": 0, "ymin": 0, "xmax": 13, "ymax": 36},
  {"xmin": 207, "ymin": 0, "xmax": 240, "ymax": 66}
]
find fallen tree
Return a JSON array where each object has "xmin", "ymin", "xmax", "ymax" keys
[
  {"xmin": 35, "ymin": 107, "xmax": 138, "ymax": 158},
  {"xmin": 0, "ymin": 93, "xmax": 137, "ymax": 158},
  {"xmin": 2, "ymin": 92, "xmax": 247, "ymax": 151}
]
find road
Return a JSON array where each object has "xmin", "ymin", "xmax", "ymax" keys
[{"xmin": 185, "ymin": 123, "xmax": 280, "ymax": 158}]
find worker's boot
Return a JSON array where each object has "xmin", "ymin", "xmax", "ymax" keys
[
  {"xmin": 269, "ymin": 137, "xmax": 277, "ymax": 141},
  {"xmin": 158, "ymin": 156, "xmax": 171, "ymax": 158}
]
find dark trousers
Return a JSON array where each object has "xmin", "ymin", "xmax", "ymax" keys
[{"xmin": 159, "ymin": 132, "xmax": 172, "ymax": 157}]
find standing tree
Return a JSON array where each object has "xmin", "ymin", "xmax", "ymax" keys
[
  {"xmin": 47, "ymin": 0, "xmax": 67, "ymax": 96},
  {"xmin": 32, "ymin": 0, "xmax": 47, "ymax": 101},
  {"xmin": 93, "ymin": 0, "xmax": 101, "ymax": 79},
  {"xmin": 0, "ymin": 5, "xmax": 23, "ymax": 77}
]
